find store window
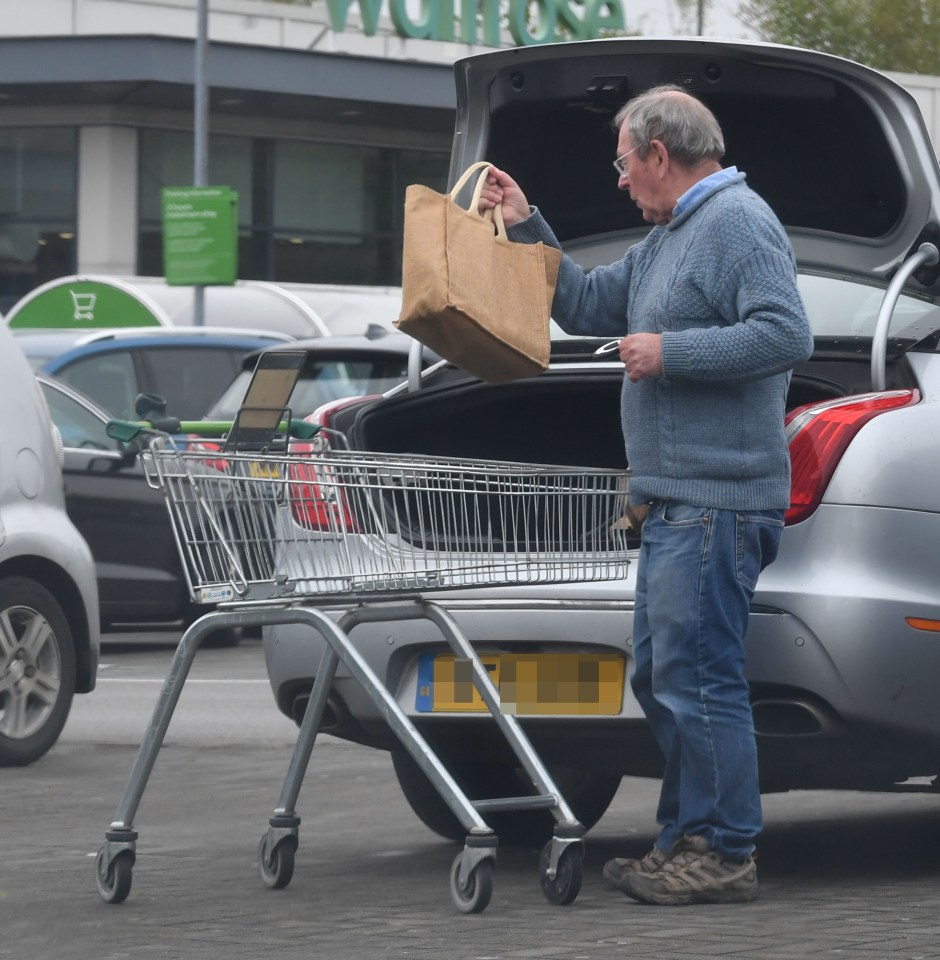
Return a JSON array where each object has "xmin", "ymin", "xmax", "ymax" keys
[
  {"xmin": 139, "ymin": 129, "xmax": 254, "ymax": 227},
  {"xmin": 137, "ymin": 130, "xmax": 448, "ymax": 287},
  {"xmin": 0, "ymin": 128, "xmax": 78, "ymax": 314},
  {"xmin": 272, "ymin": 140, "xmax": 383, "ymax": 283}
]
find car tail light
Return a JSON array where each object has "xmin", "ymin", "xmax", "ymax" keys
[
  {"xmin": 288, "ymin": 461, "xmax": 361, "ymax": 533},
  {"xmin": 183, "ymin": 435, "xmax": 228, "ymax": 472},
  {"xmin": 287, "ymin": 396, "xmax": 378, "ymax": 532},
  {"xmin": 289, "ymin": 395, "xmax": 378, "ymax": 452},
  {"xmin": 784, "ymin": 389, "xmax": 919, "ymax": 525}
]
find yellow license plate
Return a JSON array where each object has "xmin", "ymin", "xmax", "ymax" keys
[
  {"xmin": 248, "ymin": 461, "xmax": 281, "ymax": 479},
  {"xmin": 416, "ymin": 652, "xmax": 625, "ymax": 716}
]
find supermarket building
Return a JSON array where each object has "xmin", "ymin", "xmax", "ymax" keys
[{"xmin": 3, "ymin": 0, "xmax": 940, "ymax": 314}]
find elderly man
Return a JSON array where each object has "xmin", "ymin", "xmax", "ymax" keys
[{"xmin": 478, "ymin": 85, "xmax": 813, "ymax": 906}]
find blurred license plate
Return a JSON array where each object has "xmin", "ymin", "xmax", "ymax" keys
[
  {"xmin": 415, "ymin": 652, "xmax": 624, "ymax": 716},
  {"xmin": 248, "ymin": 461, "xmax": 281, "ymax": 479}
]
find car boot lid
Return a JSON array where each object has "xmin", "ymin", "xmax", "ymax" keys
[{"xmin": 451, "ymin": 38, "xmax": 940, "ymax": 295}]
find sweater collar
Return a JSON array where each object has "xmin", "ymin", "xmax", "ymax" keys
[{"xmin": 669, "ymin": 168, "xmax": 745, "ymax": 227}]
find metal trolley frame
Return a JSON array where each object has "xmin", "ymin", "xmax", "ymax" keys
[{"xmin": 95, "ymin": 431, "xmax": 630, "ymax": 913}]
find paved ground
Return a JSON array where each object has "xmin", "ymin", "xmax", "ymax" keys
[{"xmin": 6, "ymin": 735, "xmax": 940, "ymax": 960}]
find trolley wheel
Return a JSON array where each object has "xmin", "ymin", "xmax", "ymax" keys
[
  {"xmin": 95, "ymin": 847, "xmax": 134, "ymax": 904},
  {"xmin": 538, "ymin": 840, "xmax": 583, "ymax": 906},
  {"xmin": 449, "ymin": 852, "xmax": 494, "ymax": 914},
  {"xmin": 258, "ymin": 834, "xmax": 297, "ymax": 890}
]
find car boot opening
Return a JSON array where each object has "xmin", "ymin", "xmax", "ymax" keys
[{"xmin": 354, "ymin": 375, "xmax": 627, "ymax": 470}]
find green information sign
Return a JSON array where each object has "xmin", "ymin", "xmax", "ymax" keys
[
  {"xmin": 7, "ymin": 279, "xmax": 164, "ymax": 329},
  {"xmin": 161, "ymin": 186, "xmax": 238, "ymax": 286}
]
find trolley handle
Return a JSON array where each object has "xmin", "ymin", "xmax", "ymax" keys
[{"xmin": 105, "ymin": 418, "xmax": 321, "ymax": 445}]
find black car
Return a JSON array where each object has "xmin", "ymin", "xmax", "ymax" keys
[
  {"xmin": 36, "ymin": 374, "xmax": 243, "ymax": 643},
  {"xmin": 204, "ymin": 328, "xmax": 436, "ymax": 422},
  {"xmin": 37, "ymin": 332, "xmax": 433, "ymax": 638}
]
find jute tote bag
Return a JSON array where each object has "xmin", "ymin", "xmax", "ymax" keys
[{"xmin": 396, "ymin": 161, "xmax": 562, "ymax": 383}]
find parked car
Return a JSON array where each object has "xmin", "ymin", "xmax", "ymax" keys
[
  {"xmin": 0, "ymin": 331, "xmax": 100, "ymax": 766},
  {"xmin": 14, "ymin": 327, "xmax": 291, "ymax": 421},
  {"xmin": 203, "ymin": 329, "xmax": 438, "ymax": 423},
  {"xmin": 259, "ymin": 38, "xmax": 940, "ymax": 843},
  {"xmin": 34, "ymin": 329, "xmax": 433, "ymax": 637},
  {"xmin": 34, "ymin": 374, "xmax": 246, "ymax": 643}
]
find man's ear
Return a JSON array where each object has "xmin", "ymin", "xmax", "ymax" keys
[{"xmin": 650, "ymin": 139, "xmax": 669, "ymax": 176}]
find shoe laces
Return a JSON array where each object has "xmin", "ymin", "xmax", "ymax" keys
[{"xmin": 659, "ymin": 836, "xmax": 713, "ymax": 874}]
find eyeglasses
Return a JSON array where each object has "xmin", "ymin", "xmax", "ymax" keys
[{"xmin": 613, "ymin": 145, "xmax": 641, "ymax": 177}]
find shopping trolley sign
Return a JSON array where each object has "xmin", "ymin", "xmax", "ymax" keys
[
  {"xmin": 415, "ymin": 651, "xmax": 625, "ymax": 715},
  {"xmin": 196, "ymin": 585, "xmax": 237, "ymax": 603}
]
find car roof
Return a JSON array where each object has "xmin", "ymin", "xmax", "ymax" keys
[
  {"xmin": 14, "ymin": 326, "xmax": 290, "ymax": 347},
  {"xmin": 12, "ymin": 330, "xmax": 90, "ymax": 367},
  {"xmin": 17, "ymin": 328, "xmax": 289, "ymax": 372},
  {"xmin": 452, "ymin": 37, "xmax": 940, "ymax": 294},
  {"xmin": 235, "ymin": 329, "xmax": 439, "ymax": 370}
]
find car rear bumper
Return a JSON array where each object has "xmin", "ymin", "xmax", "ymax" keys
[{"xmin": 261, "ymin": 501, "xmax": 940, "ymax": 783}]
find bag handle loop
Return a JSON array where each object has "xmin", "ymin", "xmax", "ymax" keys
[
  {"xmin": 449, "ymin": 161, "xmax": 508, "ymax": 240},
  {"xmin": 449, "ymin": 160, "xmax": 494, "ymax": 202}
]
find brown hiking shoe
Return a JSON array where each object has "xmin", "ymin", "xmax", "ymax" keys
[
  {"xmin": 602, "ymin": 846, "xmax": 669, "ymax": 891},
  {"xmin": 619, "ymin": 835, "xmax": 759, "ymax": 906}
]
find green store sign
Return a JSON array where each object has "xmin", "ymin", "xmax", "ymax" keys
[
  {"xmin": 161, "ymin": 186, "xmax": 238, "ymax": 287},
  {"xmin": 325, "ymin": 0, "xmax": 626, "ymax": 47}
]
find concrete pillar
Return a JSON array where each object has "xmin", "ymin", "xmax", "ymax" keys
[{"xmin": 77, "ymin": 126, "xmax": 138, "ymax": 276}]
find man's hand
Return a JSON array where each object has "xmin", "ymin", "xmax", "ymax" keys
[
  {"xmin": 619, "ymin": 333, "xmax": 663, "ymax": 382},
  {"xmin": 477, "ymin": 166, "xmax": 530, "ymax": 227}
]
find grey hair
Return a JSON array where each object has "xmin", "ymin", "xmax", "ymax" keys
[{"xmin": 614, "ymin": 84, "xmax": 725, "ymax": 166}]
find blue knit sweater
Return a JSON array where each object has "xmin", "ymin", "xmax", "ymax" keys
[{"xmin": 509, "ymin": 173, "xmax": 814, "ymax": 510}]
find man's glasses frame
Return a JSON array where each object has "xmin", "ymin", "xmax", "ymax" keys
[{"xmin": 613, "ymin": 145, "xmax": 641, "ymax": 176}]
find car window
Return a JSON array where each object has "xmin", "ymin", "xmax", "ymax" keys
[
  {"xmin": 39, "ymin": 381, "xmax": 118, "ymax": 452},
  {"xmin": 207, "ymin": 370, "xmax": 253, "ymax": 419},
  {"xmin": 797, "ymin": 273, "xmax": 940, "ymax": 342},
  {"xmin": 206, "ymin": 355, "xmax": 410, "ymax": 420},
  {"xmin": 55, "ymin": 351, "xmax": 139, "ymax": 420},
  {"xmin": 140, "ymin": 347, "xmax": 245, "ymax": 419},
  {"xmin": 549, "ymin": 273, "xmax": 940, "ymax": 347},
  {"xmin": 289, "ymin": 359, "xmax": 410, "ymax": 412}
]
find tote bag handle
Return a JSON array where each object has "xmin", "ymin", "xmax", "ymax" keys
[{"xmin": 450, "ymin": 162, "xmax": 507, "ymax": 239}]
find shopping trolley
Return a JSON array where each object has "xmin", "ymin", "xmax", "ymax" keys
[{"xmin": 95, "ymin": 423, "xmax": 630, "ymax": 913}]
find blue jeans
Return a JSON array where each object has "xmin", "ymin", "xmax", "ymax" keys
[{"xmin": 630, "ymin": 500, "xmax": 784, "ymax": 861}]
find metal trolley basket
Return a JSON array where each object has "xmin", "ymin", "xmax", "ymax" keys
[{"xmin": 95, "ymin": 429, "xmax": 630, "ymax": 913}]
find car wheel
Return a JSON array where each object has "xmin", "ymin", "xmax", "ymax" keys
[
  {"xmin": 391, "ymin": 750, "xmax": 622, "ymax": 846},
  {"xmin": 0, "ymin": 577, "xmax": 77, "ymax": 766}
]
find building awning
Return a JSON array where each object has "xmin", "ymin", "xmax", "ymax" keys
[{"xmin": 0, "ymin": 35, "xmax": 456, "ymax": 133}]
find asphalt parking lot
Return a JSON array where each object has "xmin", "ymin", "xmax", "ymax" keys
[{"xmin": 5, "ymin": 636, "xmax": 940, "ymax": 960}]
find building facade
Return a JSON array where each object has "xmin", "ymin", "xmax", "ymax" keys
[
  {"xmin": 2, "ymin": 0, "xmax": 939, "ymax": 314},
  {"xmin": 0, "ymin": 0, "xmax": 494, "ymax": 313}
]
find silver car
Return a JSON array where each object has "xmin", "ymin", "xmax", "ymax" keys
[
  {"xmin": 0, "ymin": 325, "xmax": 100, "ymax": 765},
  {"xmin": 262, "ymin": 39, "xmax": 940, "ymax": 841}
]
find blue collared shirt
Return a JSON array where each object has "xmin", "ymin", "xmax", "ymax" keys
[{"xmin": 673, "ymin": 166, "xmax": 739, "ymax": 219}]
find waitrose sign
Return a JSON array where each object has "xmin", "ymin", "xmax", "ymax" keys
[{"xmin": 326, "ymin": 0, "xmax": 626, "ymax": 46}]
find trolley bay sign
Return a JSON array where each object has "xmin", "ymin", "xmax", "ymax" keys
[
  {"xmin": 161, "ymin": 186, "xmax": 238, "ymax": 286},
  {"xmin": 326, "ymin": 0, "xmax": 626, "ymax": 46}
]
